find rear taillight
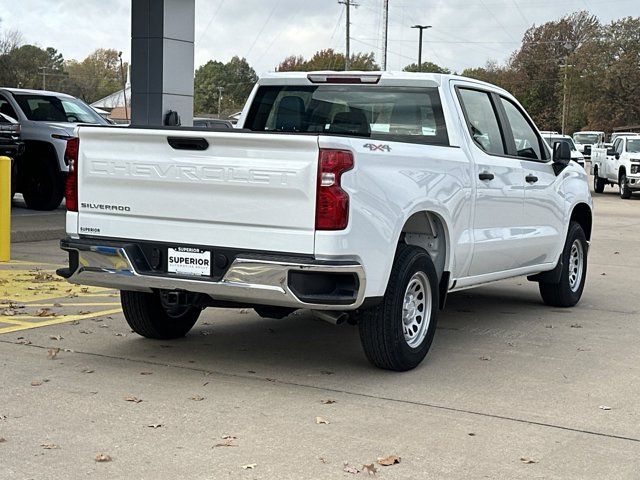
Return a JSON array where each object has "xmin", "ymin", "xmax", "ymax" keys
[
  {"xmin": 64, "ymin": 137, "xmax": 79, "ymax": 212},
  {"xmin": 315, "ymin": 149, "xmax": 354, "ymax": 230}
]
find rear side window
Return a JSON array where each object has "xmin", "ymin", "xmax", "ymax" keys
[
  {"xmin": 457, "ymin": 88, "xmax": 505, "ymax": 155},
  {"xmin": 245, "ymin": 85, "xmax": 449, "ymax": 146},
  {"xmin": 500, "ymin": 97, "xmax": 544, "ymax": 160}
]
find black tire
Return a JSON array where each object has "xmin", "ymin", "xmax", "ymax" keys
[
  {"xmin": 619, "ymin": 172, "xmax": 632, "ymax": 199},
  {"xmin": 539, "ymin": 222, "xmax": 587, "ymax": 308},
  {"xmin": 593, "ymin": 168, "xmax": 605, "ymax": 193},
  {"xmin": 21, "ymin": 158, "xmax": 64, "ymax": 211},
  {"xmin": 121, "ymin": 291, "xmax": 201, "ymax": 339},
  {"xmin": 358, "ymin": 244, "xmax": 439, "ymax": 371}
]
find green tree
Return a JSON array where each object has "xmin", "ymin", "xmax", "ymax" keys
[
  {"xmin": 194, "ymin": 56, "xmax": 257, "ymax": 115},
  {"xmin": 403, "ymin": 61, "xmax": 450, "ymax": 74},
  {"xmin": 277, "ymin": 49, "xmax": 379, "ymax": 72},
  {"xmin": 1, "ymin": 44, "xmax": 65, "ymax": 90},
  {"xmin": 65, "ymin": 49, "xmax": 126, "ymax": 104}
]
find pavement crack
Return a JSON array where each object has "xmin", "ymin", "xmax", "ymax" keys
[{"xmin": 4, "ymin": 339, "xmax": 639, "ymax": 445}]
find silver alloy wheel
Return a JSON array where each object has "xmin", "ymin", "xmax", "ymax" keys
[
  {"xmin": 402, "ymin": 271, "xmax": 432, "ymax": 348},
  {"xmin": 568, "ymin": 239, "xmax": 584, "ymax": 292}
]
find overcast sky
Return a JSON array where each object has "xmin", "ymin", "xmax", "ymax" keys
[{"xmin": 1, "ymin": 0, "xmax": 638, "ymax": 74}]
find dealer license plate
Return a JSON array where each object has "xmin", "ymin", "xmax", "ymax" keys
[{"xmin": 167, "ymin": 247, "xmax": 211, "ymax": 277}]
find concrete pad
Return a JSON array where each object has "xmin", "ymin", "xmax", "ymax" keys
[{"xmin": 1, "ymin": 181, "xmax": 639, "ymax": 479}]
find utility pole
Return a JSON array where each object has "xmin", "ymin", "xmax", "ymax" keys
[
  {"xmin": 118, "ymin": 52, "xmax": 129, "ymax": 122},
  {"xmin": 411, "ymin": 25, "xmax": 431, "ymax": 71},
  {"xmin": 561, "ymin": 61, "xmax": 572, "ymax": 135},
  {"xmin": 217, "ymin": 86, "xmax": 224, "ymax": 116},
  {"xmin": 39, "ymin": 67, "xmax": 47, "ymax": 90},
  {"xmin": 338, "ymin": 0, "xmax": 358, "ymax": 70},
  {"xmin": 382, "ymin": 0, "xmax": 389, "ymax": 70}
]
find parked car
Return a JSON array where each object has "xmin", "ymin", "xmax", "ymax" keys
[
  {"xmin": 573, "ymin": 131, "xmax": 605, "ymax": 160},
  {"xmin": 57, "ymin": 72, "xmax": 593, "ymax": 371},
  {"xmin": 610, "ymin": 132, "xmax": 637, "ymax": 143},
  {"xmin": 591, "ymin": 135, "xmax": 640, "ymax": 198},
  {"xmin": 0, "ymin": 112, "xmax": 24, "ymax": 199},
  {"xmin": 542, "ymin": 134, "xmax": 585, "ymax": 168},
  {"xmin": 0, "ymin": 88, "xmax": 109, "ymax": 210},
  {"xmin": 193, "ymin": 117, "xmax": 233, "ymax": 129}
]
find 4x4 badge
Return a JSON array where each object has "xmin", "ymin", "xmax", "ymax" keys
[{"xmin": 363, "ymin": 143, "xmax": 391, "ymax": 152}]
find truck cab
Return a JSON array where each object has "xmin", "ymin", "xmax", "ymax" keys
[
  {"xmin": 573, "ymin": 131, "xmax": 604, "ymax": 160},
  {"xmin": 592, "ymin": 135, "xmax": 640, "ymax": 198}
]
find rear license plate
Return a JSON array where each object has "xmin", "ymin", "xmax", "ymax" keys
[{"xmin": 167, "ymin": 247, "xmax": 211, "ymax": 277}]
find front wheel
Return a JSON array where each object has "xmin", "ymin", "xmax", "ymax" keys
[
  {"xmin": 593, "ymin": 169, "xmax": 605, "ymax": 193},
  {"xmin": 358, "ymin": 244, "xmax": 439, "ymax": 371},
  {"xmin": 121, "ymin": 291, "xmax": 201, "ymax": 339},
  {"xmin": 539, "ymin": 222, "xmax": 587, "ymax": 307},
  {"xmin": 619, "ymin": 173, "xmax": 632, "ymax": 199}
]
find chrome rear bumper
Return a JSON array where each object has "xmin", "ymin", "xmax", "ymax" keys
[{"xmin": 58, "ymin": 239, "xmax": 365, "ymax": 310}]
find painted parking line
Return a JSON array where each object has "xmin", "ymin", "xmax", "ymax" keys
[
  {"xmin": 0, "ymin": 263, "xmax": 122, "ymax": 334},
  {"xmin": 0, "ymin": 308, "xmax": 123, "ymax": 335}
]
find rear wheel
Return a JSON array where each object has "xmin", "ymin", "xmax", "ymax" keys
[
  {"xmin": 539, "ymin": 222, "xmax": 587, "ymax": 307},
  {"xmin": 593, "ymin": 168, "xmax": 605, "ymax": 193},
  {"xmin": 121, "ymin": 290, "xmax": 201, "ymax": 339},
  {"xmin": 21, "ymin": 158, "xmax": 64, "ymax": 210},
  {"xmin": 358, "ymin": 244, "xmax": 439, "ymax": 371},
  {"xmin": 619, "ymin": 172, "xmax": 632, "ymax": 199}
]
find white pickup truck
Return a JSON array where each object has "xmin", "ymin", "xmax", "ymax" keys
[
  {"xmin": 57, "ymin": 72, "xmax": 593, "ymax": 371},
  {"xmin": 591, "ymin": 135, "xmax": 640, "ymax": 199}
]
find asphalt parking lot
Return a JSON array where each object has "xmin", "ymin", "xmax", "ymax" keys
[{"xmin": 1, "ymin": 181, "xmax": 639, "ymax": 479}]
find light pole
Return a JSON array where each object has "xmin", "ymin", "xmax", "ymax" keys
[{"xmin": 411, "ymin": 25, "xmax": 431, "ymax": 71}]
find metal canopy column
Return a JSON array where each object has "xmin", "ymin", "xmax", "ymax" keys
[{"xmin": 130, "ymin": 0, "xmax": 195, "ymax": 126}]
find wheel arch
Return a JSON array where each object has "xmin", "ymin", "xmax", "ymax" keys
[
  {"xmin": 570, "ymin": 203, "xmax": 592, "ymax": 241},
  {"xmin": 398, "ymin": 210, "xmax": 451, "ymax": 283}
]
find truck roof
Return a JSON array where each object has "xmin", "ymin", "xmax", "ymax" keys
[
  {"xmin": 258, "ymin": 71, "xmax": 510, "ymax": 94},
  {"xmin": 0, "ymin": 87, "xmax": 75, "ymax": 98},
  {"xmin": 574, "ymin": 131, "xmax": 604, "ymax": 135}
]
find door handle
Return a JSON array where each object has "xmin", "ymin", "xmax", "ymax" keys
[
  {"xmin": 525, "ymin": 174, "xmax": 539, "ymax": 183},
  {"xmin": 167, "ymin": 137, "xmax": 209, "ymax": 151},
  {"xmin": 478, "ymin": 171, "xmax": 494, "ymax": 181}
]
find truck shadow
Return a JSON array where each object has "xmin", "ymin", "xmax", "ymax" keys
[{"xmin": 102, "ymin": 283, "xmax": 579, "ymax": 376}]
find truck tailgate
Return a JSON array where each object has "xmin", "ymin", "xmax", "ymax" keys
[{"xmin": 76, "ymin": 127, "xmax": 319, "ymax": 254}]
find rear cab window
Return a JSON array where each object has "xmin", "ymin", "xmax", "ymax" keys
[{"xmin": 244, "ymin": 85, "xmax": 449, "ymax": 146}]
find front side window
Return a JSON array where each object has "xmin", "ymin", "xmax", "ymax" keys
[
  {"xmin": 616, "ymin": 139, "xmax": 624, "ymax": 154},
  {"xmin": 245, "ymin": 85, "xmax": 449, "ymax": 145},
  {"xmin": 500, "ymin": 97, "xmax": 543, "ymax": 160},
  {"xmin": 0, "ymin": 96, "xmax": 18, "ymax": 121},
  {"xmin": 457, "ymin": 88, "xmax": 505, "ymax": 155},
  {"xmin": 12, "ymin": 94, "xmax": 106, "ymax": 124}
]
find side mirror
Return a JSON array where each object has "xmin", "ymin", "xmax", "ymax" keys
[
  {"xmin": 615, "ymin": 152, "xmax": 621, "ymax": 160},
  {"xmin": 606, "ymin": 147, "xmax": 615, "ymax": 156},
  {"xmin": 552, "ymin": 141, "xmax": 571, "ymax": 174}
]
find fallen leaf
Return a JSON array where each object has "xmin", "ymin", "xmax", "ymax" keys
[
  {"xmin": 81, "ymin": 369, "xmax": 95, "ymax": 374},
  {"xmin": 319, "ymin": 457, "xmax": 327, "ymax": 464},
  {"xmin": 53, "ymin": 303, "xmax": 62, "ymax": 307},
  {"xmin": 190, "ymin": 395, "xmax": 205, "ymax": 401},
  {"xmin": 95, "ymin": 453, "xmax": 112, "ymax": 462},
  {"xmin": 320, "ymin": 370, "xmax": 334, "ymax": 375},
  {"xmin": 147, "ymin": 424, "xmax": 163, "ymax": 429},
  {"xmin": 49, "ymin": 335, "xmax": 63, "ymax": 341},
  {"xmin": 0, "ymin": 437, "xmax": 6, "ymax": 443},
  {"xmin": 214, "ymin": 438, "xmax": 237, "ymax": 447},
  {"xmin": 362, "ymin": 463, "xmax": 378, "ymax": 475},
  {"xmin": 1, "ymin": 308, "xmax": 16, "ymax": 316},
  {"xmin": 140, "ymin": 371, "xmax": 153, "ymax": 375},
  {"xmin": 468, "ymin": 432, "xmax": 476, "ymax": 436},
  {"xmin": 614, "ymin": 251, "xmax": 620, "ymax": 255},
  {"xmin": 520, "ymin": 457, "xmax": 537, "ymax": 464},
  {"xmin": 599, "ymin": 405, "xmax": 611, "ymax": 410},
  {"xmin": 31, "ymin": 380, "xmax": 43, "ymax": 387},
  {"xmin": 343, "ymin": 463, "xmax": 360, "ymax": 474},
  {"xmin": 241, "ymin": 463, "xmax": 257, "ymax": 470},
  {"xmin": 570, "ymin": 324, "xmax": 582, "ymax": 328},
  {"xmin": 77, "ymin": 310, "xmax": 92, "ymax": 315},
  {"xmin": 315, "ymin": 416, "xmax": 330, "ymax": 425},
  {"xmin": 377, "ymin": 455, "xmax": 401, "ymax": 466},
  {"xmin": 41, "ymin": 443, "xmax": 58, "ymax": 449},
  {"xmin": 80, "ymin": 287, "xmax": 89, "ymax": 293},
  {"xmin": 36, "ymin": 309, "xmax": 56, "ymax": 317},
  {"xmin": 16, "ymin": 339, "xmax": 31, "ymax": 345},
  {"xmin": 124, "ymin": 396, "xmax": 142, "ymax": 403},
  {"xmin": 114, "ymin": 333, "xmax": 123, "ymax": 337},
  {"xmin": 479, "ymin": 356, "xmax": 491, "ymax": 361},
  {"xmin": 47, "ymin": 348, "xmax": 60, "ymax": 359},
  {"xmin": 79, "ymin": 330, "xmax": 92, "ymax": 334},
  {"xmin": 321, "ymin": 399, "xmax": 336, "ymax": 405}
]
